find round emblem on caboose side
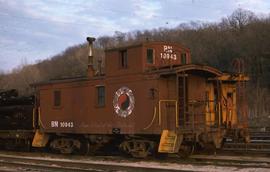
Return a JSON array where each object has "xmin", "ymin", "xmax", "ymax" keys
[{"xmin": 113, "ymin": 87, "xmax": 135, "ymax": 118}]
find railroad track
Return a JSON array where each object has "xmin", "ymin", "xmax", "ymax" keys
[
  {"xmin": 222, "ymin": 131, "xmax": 270, "ymax": 153},
  {"xmin": 187, "ymin": 154, "xmax": 270, "ymax": 172},
  {"xmin": 250, "ymin": 131, "xmax": 270, "ymax": 143},
  {"xmin": 0, "ymin": 152, "xmax": 269, "ymax": 172},
  {"xmin": 0, "ymin": 153, "xmax": 191, "ymax": 172},
  {"xmin": 222, "ymin": 142, "xmax": 270, "ymax": 153}
]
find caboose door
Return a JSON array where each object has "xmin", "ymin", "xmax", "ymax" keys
[{"xmin": 159, "ymin": 76, "xmax": 178, "ymax": 130}]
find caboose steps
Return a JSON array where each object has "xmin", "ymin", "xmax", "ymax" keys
[{"xmin": 158, "ymin": 130, "xmax": 182, "ymax": 153}]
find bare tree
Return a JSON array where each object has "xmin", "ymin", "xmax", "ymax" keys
[{"xmin": 227, "ymin": 8, "xmax": 256, "ymax": 31}]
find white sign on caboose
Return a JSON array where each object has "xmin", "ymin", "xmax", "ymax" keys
[{"xmin": 160, "ymin": 45, "xmax": 177, "ymax": 60}]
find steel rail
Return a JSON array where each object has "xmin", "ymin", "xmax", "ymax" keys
[
  {"xmin": 222, "ymin": 142, "xmax": 270, "ymax": 153},
  {"xmin": 0, "ymin": 152, "xmax": 269, "ymax": 171},
  {"xmin": 0, "ymin": 154, "xmax": 188, "ymax": 172}
]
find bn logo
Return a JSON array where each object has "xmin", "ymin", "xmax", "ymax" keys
[{"xmin": 113, "ymin": 87, "xmax": 135, "ymax": 118}]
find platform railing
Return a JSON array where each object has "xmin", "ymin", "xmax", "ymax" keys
[{"xmin": 158, "ymin": 100, "xmax": 179, "ymax": 128}]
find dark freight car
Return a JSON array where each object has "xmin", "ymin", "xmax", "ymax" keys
[
  {"xmin": 0, "ymin": 90, "xmax": 34, "ymax": 130},
  {"xmin": 0, "ymin": 90, "xmax": 35, "ymax": 150}
]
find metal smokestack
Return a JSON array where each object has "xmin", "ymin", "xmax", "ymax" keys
[{"xmin": 86, "ymin": 37, "xmax": 96, "ymax": 77}]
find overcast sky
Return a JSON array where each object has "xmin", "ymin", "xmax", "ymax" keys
[{"xmin": 0, "ymin": 0, "xmax": 269, "ymax": 72}]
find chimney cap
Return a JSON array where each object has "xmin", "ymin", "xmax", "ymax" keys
[{"xmin": 86, "ymin": 37, "xmax": 96, "ymax": 43}]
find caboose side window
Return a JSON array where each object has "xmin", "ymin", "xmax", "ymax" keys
[
  {"xmin": 54, "ymin": 90, "xmax": 61, "ymax": 107},
  {"xmin": 96, "ymin": 86, "xmax": 105, "ymax": 107},
  {"xmin": 147, "ymin": 49, "xmax": 154, "ymax": 64},
  {"xmin": 119, "ymin": 50, "xmax": 128, "ymax": 68},
  {"xmin": 181, "ymin": 53, "xmax": 187, "ymax": 64}
]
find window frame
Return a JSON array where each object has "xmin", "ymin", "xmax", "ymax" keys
[
  {"xmin": 181, "ymin": 53, "xmax": 187, "ymax": 64},
  {"xmin": 53, "ymin": 90, "xmax": 61, "ymax": 107},
  {"xmin": 96, "ymin": 85, "xmax": 105, "ymax": 107},
  {"xmin": 119, "ymin": 50, "xmax": 128, "ymax": 69},
  {"xmin": 146, "ymin": 48, "xmax": 155, "ymax": 65}
]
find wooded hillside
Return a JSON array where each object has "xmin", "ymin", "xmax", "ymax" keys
[{"xmin": 0, "ymin": 9, "xmax": 269, "ymax": 126}]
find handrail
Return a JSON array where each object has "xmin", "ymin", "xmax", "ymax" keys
[
  {"xmin": 32, "ymin": 107, "xmax": 36, "ymax": 128},
  {"xmin": 38, "ymin": 107, "xmax": 46, "ymax": 129},
  {"xmin": 143, "ymin": 107, "xmax": 157, "ymax": 130},
  {"xmin": 158, "ymin": 100, "xmax": 179, "ymax": 128}
]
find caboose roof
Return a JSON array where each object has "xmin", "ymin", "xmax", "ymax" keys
[
  {"xmin": 105, "ymin": 41, "xmax": 190, "ymax": 52},
  {"xmin": 175, "ymin": 64, "xmax": 223, "ymax": 76},
  {"xmin": 149, "ymin": 64, "xmax": 223, "ymax": 77},
  {"xmin": 31, "ymin": 76, "xmax": 89, "ymax": 87}
]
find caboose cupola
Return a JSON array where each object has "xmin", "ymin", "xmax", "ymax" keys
[
  {"xmin": 105, "ymin": 41, "xmax": 192, "ymax": 77},
  {"xmin": 144, "ymin": 43, "xmax": 191, "ymax": 69}
]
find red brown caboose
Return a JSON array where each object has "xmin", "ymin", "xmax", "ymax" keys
[{"xmin": 32, "ymin": 38, "xmax": 249, "ymax": 157}]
